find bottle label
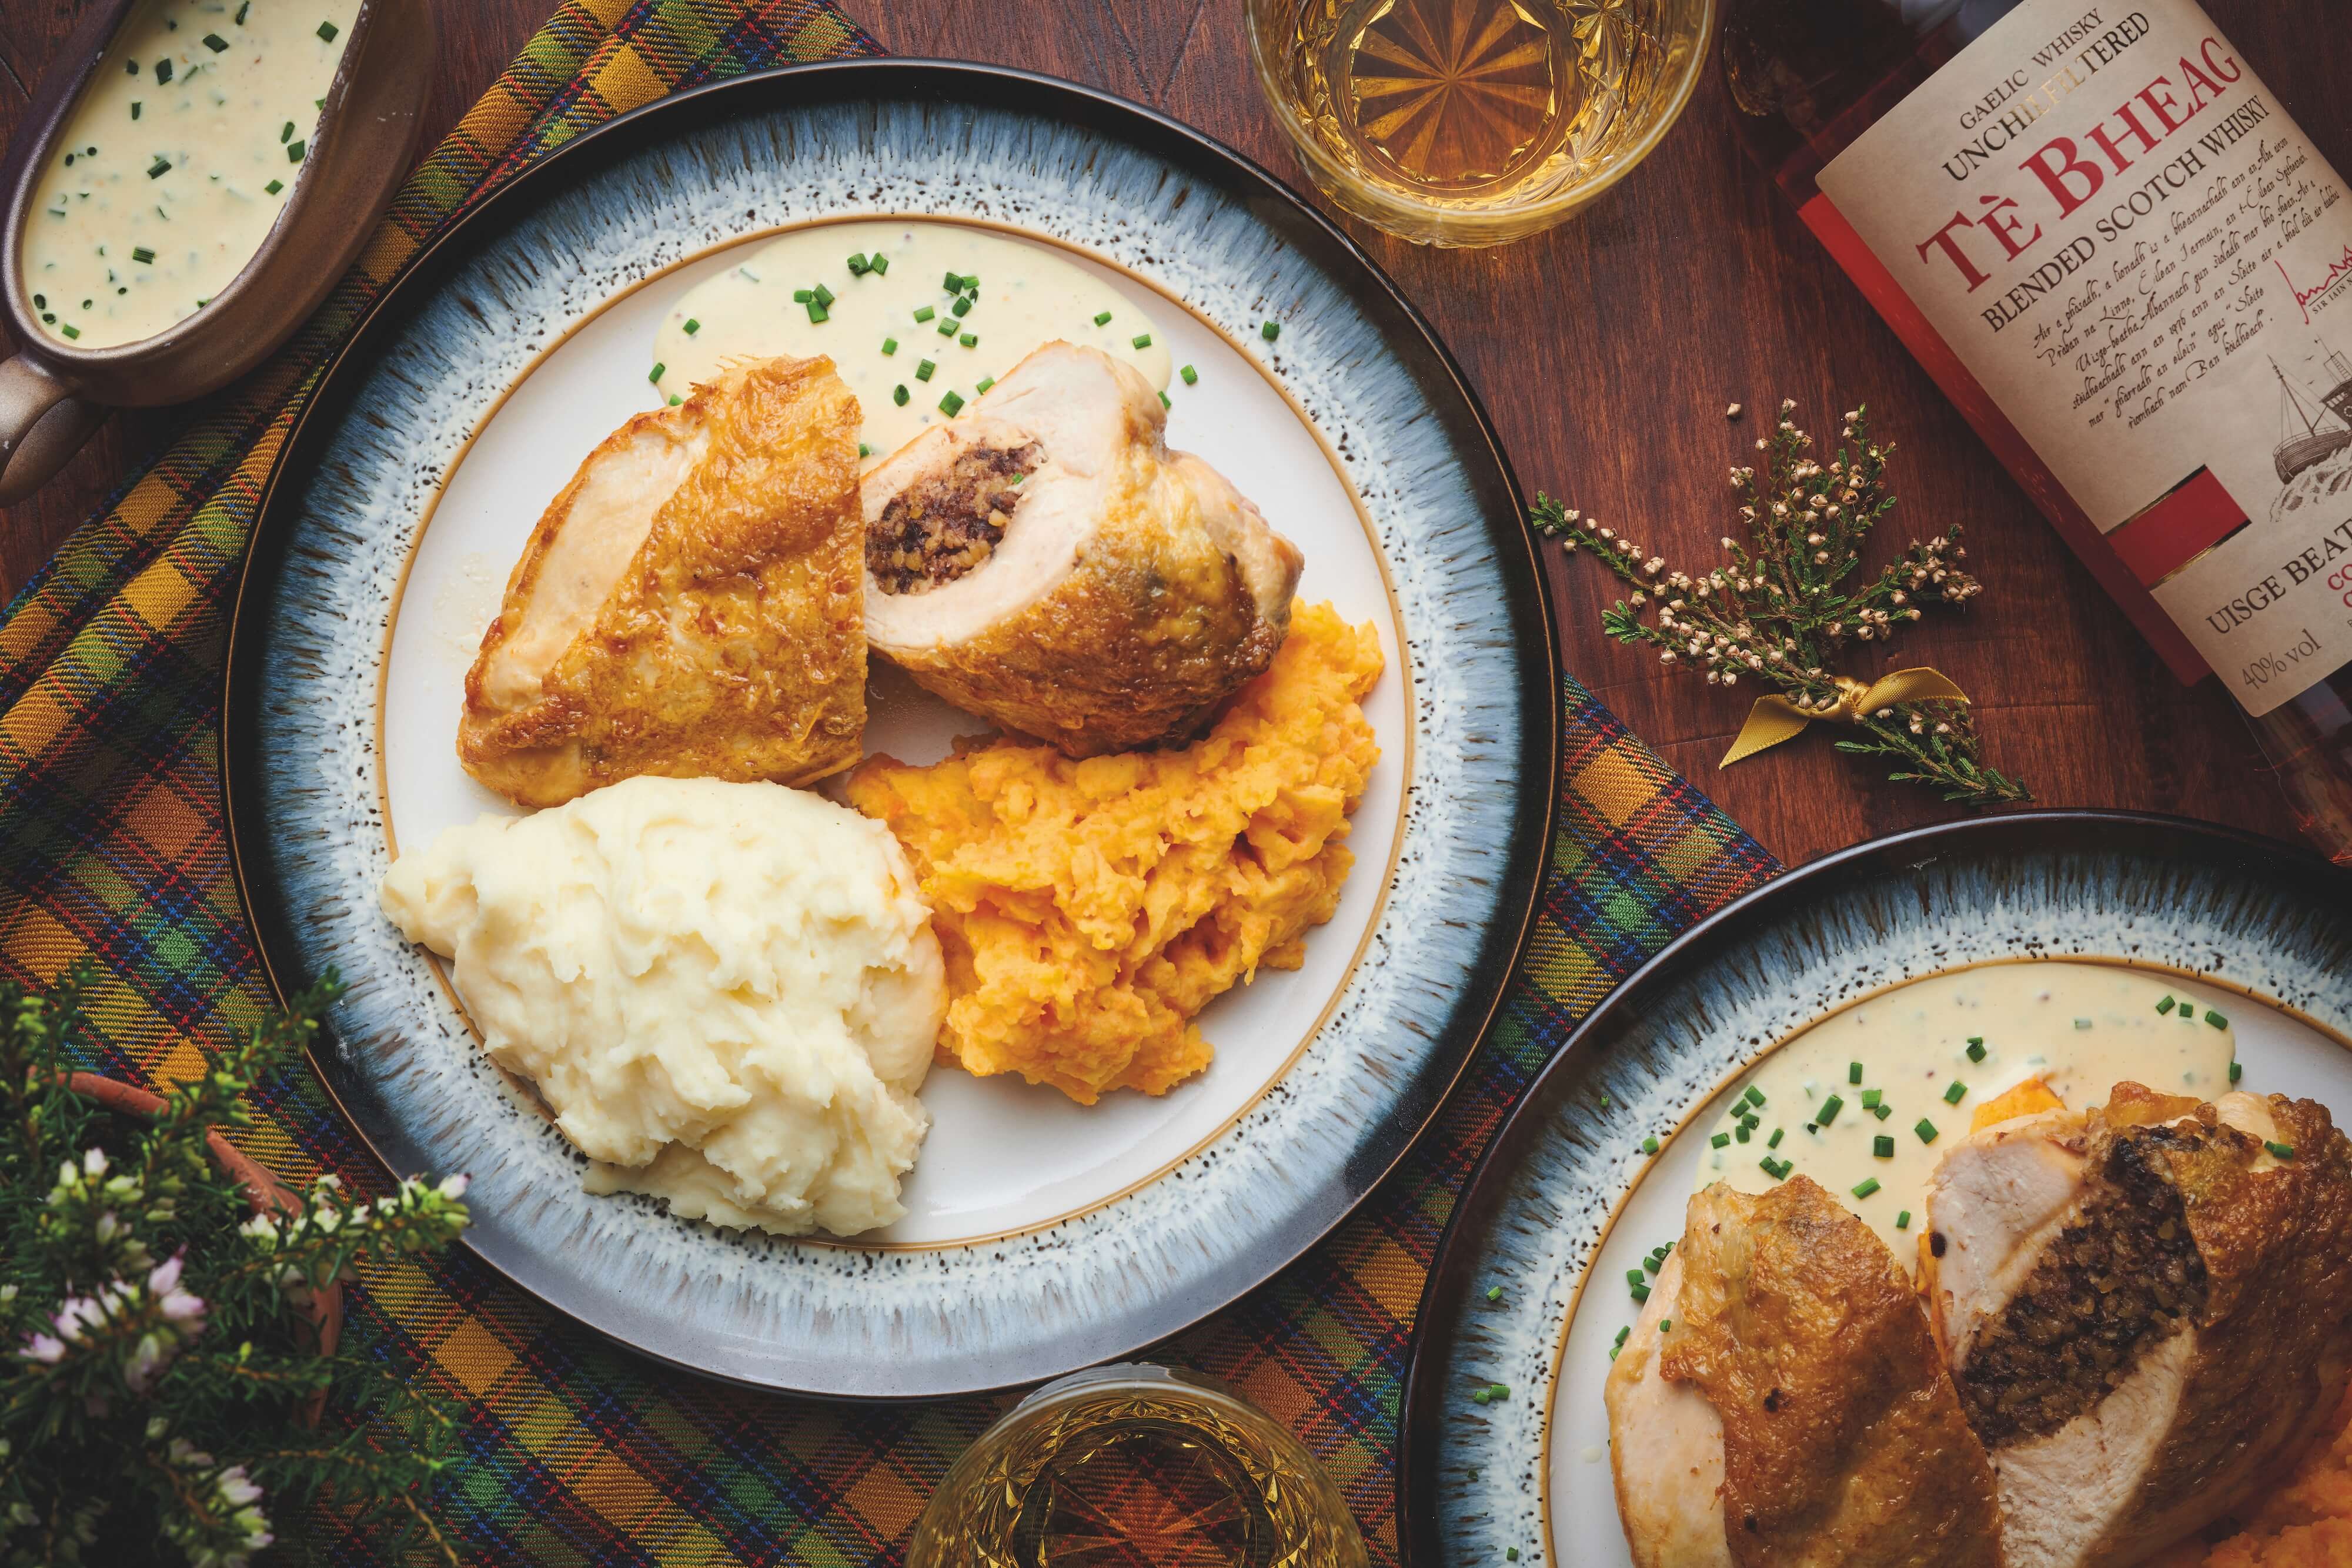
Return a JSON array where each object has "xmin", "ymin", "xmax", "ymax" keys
[{"xmin": 1818, "ymin": 0, "xmax": 2352, "ymax": 716}]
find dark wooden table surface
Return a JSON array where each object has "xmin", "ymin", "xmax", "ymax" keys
[{"xmin": 2, "ymin": 0, "xmax": 2337, "ymax": 865}]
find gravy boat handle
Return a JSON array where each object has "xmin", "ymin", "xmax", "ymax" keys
[{"xmin": 0, "ymin": 353, "xmax": 105, "ymax": 507}]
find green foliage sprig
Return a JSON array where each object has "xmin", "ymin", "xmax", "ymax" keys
[
  {"xmin": 0, "ymin": 964, "xmax": 471, "ymax": 1567},
  {"xmin": 1532, "ymin": 400, "xmax": 2030, "ymax": 806}
]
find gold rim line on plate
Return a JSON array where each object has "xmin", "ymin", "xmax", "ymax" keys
[
  {"xmin": 1532, "ymin": 952, "xmax": 2352, "ymax": 1568},
  {"xmin": 368, "ymin": 213, "xmax": 1419, "ymax": 1254}
]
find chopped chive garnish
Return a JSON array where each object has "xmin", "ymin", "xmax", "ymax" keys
[
  {"xmin": 1849, "ymin": 1062, "xmax": 1863, "ymax": 1084},
  {"xmin": 793, "ymin": 288, "xmax": 813, "ymax": 302},
  {"xmin": 131, "ymin": 247, "xmax": 155, "ymax": 264},
  {"xmin": 263, "ymin": 178, "xmax": 283, "ymax": 194},
  {"xmin": 961, "ymin": 275, "xmax": 978, "ymax": 293},
  {"xmin": 1915, "ymin": 1118, "xmax": 1940, "ymax": 1144},
  {"xmin": 913, "ymin": 306, "xmax": 935, "ymax": 322},
  {"xmin": 2267, "ymin": 1141, "xmax": 2297, "ymax": 1160},
  {"xmin": 942, "ymin": 271, "xmax": 961, "ymax": 290},
  {"xmin": 203, "ymin": 32, "xmax": 228, "ymax": 50},
  {"xmin": 813, "ymin": 283, "xmax": 836, "ymax": 307},
  {"xmin": 1896, "ymin": 1209, "xmax": 1912, "ymax": 1229},
  {"xmin": 280, "ymin": 121, "xmax": 296, "ymax": 143},
  {"xmin": 1744, "ymin": 1086, "xmax": 1766, "ymax": 1108},
  {"xmin": 1767, "ymin": 1127, "xmax": 1784, "ymax": 1149},
  {"xmin": 1966, "ymin": 1041, "xmax": 1987, "ymax": 1062},
  {"xmin": 916, "ymin": 359, "xmax": 936, "ymax": 382},
  {"xmin": 1860, "ymin": 1088, "xmax": 1882, "ymax": 1109},
  {"xmin": 1710, "ymin": 1131, "xmax": 1730, "ymax": 1148},
  {"xmin": 869, "ymin": 254, "xmax": 888, "ymax": 275},
  {"xmin": 1943, "ymin": 1081, "xmax": 1967, "ymax": 1105},
  {"xmin": 647, "ymin": 363, "xmax": 664, "ymax": 383},
  {"xmin": 857, "ymin": 442, "xmax": 871, "ymax": 457},
  {"xmin": 881, "ymin": 336, "xmax": 898, "ymax": 355},
  {"xmin": 1641, "ymin": 1254, "xmax": 1660, "ymax": 1276},
  {"xmin": 1471, "ymin": 1388, "xmax": 1489, "ymax": 1405},
  {"xmin": 1852, "ymin": 1178, "xmax": 1881, "ymax": 1199},
  {"xmin": 236, "ymin": 2, "xmax": 249, "ymax": 21},
  {"xmin": 2074, "ymin": 1018, "xmax": 2092, "ymax": 1030},
  {"xmin": 1613, "ymin": 1326, "xmax": 1629, "ymax": 1346},
  {"xmin": 1625, "ymin": 1269, "xmax": 1645, "ymax": 1287},
  {"xmin": 938, "ymin": 319, "xmax": 957, "ymax": 335},
  {"xmin": 2207, "ymin": 1008, "xmax": 2229, "ymax": 1029},
  {"xmin": 1631, "ymin": 1283, "xmax": 1650, "ymax": 1303},
  {"xmin": 939, "ymin": 391, "xmax": 965, "ymax": 416},
  {"xmin": 131, "ymin": 102, "xmax": 142, "ymax": 119},
  {"xmin": 680, "ymin": 318, "xmax": 700, "ymax": 337},
  {"xmin": 847, "ymin": 253, "xmax": 869, "ymax": 275},
  {"xmin": 156, "ymin": 59, "xmax": 173, "ymax": 84},
  {"xmin": 806, "ymin": 300, "xmax": 828, "ymax": 323},
  {"xmin": 59, "ymin": 324, "xmax": 79, "ymax": 339},
  {"xmin": 2157, "ymin": 995, "xmax": 2176, "ymax": 1015},
  {"xmin": 1131, "ymin": 333, "xmax": 1152, "ymax": 349},
  {"xmin": 1873, "ymin": 1134, "xmax": 1895, "ymax": 1158},
  {"xmin": 1640, "ymin": 1135, "xmax": 1660, "ymax": 1155},
  {"xmin": 286, "ymin": 141, "xmax": 305, "ymax": 163},
  {"xmin": 1735, "ymin": 1125, "xmax": 1750, "ymax": 1142},
  {"xmin": 975, "ymin": 376, "xmax": 994, "ymax": 393},
  {"xmin": 892, "ymin": 385, "xmax": 909, "ymax": 406},
  {"xmin": 951, "ymin": 296, "xmax": 971, "ymax": 317},
  {"xmin": 960, "ymin": 332, "xmax": 977, "ymax": 347},
  {"xmin": 1094, "ymin": 310, "xmax": 1112, "ymax": 325},
  {"xmin": 2230, "ymin": 1061, "xmax": 2243, "ymax": 1082},
  {"xmin": 318, "ymin": 20, "xmax": 339, "ymax": 41},
  {"xmin": 667, "ymin": 395, "xmax": 682, "ymax": 406},
  {"xmin": 1485, "ymin": 1285, "xmax": 1503, "ymax": 1302},
  {"xmin": 1261, "ymin": 320, "xmax": 1280, "ymax": 340},
  {"xmin": 147, "ymin": 157, "xmax": 172, "ymax": 179},
  {"xmin": 1818, "ymin": 1095, "xmax": 1844, "ymax": 1125},
  {"xmin": 1873, "ymin": 1103, "xmax": 1892, "ymax": 1120},
  {"xmin": 127, "ymin": 59, "xmax": 139, "ymax": 75}
]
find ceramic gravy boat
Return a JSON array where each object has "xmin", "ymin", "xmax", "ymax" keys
[{"xmin": 0, "ymin": 0, "xmax": 434, "ymax": 505}]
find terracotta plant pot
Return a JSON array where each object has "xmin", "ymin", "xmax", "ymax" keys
[{"xmin": 61, "ymin": 1071, "xmax": 345, "ymax": 1423}]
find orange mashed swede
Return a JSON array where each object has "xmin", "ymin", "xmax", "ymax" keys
[{"xmin": 844, "ymin": 600, "xmax": 1382, "ymax": 1104}]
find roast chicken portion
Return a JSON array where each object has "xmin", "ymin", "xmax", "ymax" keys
[
  {"xmin": 861, "ymin": 342, "xmax": 1303, "ymax": 756},
  {"xmin": 1922, "ymin": 1085, "xmax": 2352, "ymax": 1568},
  {"xmin": 459, "ymin": 354, "xmax": 866, "ymax": 807},
  {"xmin": 1606, "ymin": 1177, "xmax": 2002, "ymax": 1568}
]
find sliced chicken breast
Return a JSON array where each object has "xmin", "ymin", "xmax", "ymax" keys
[
  {"xmin": 861, "ymin": 341, "xmax": 1303, "ymax": 756},
  {"xmin": 1923, "ymin": 1084, "xmax": 2352, "ymax": 1568},
  {"xmin": 1606, "ymin": 1177, "xmax": 2001, "ymax": 1568},
  {"xmin": 459, "ymin": 353, "xmax": 865, "ymax": 807},
  {"xmin": 1605, "ymin": 1251, "xmax": 1732, "ymax": 1568}
]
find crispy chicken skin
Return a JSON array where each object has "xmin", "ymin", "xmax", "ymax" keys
[
  {"xmin": 1924, "ymin": 1086, "xmax": 2352, "ymax": 1568},
  {"xmin": 458, "ymin": 355, "xmax": 865, "ymax": 807},
  {"xmin": 861, "ymin": 342, "xmax": 1303, "ymax": 756},
  {"xmin": 1608, "ymin": 1177, "xmax": 2002, "ymax": 1568}
]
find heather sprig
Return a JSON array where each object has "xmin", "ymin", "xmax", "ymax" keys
[
  {"xmin": 1, "ymin": 962, "xmax": 469, "ymax": 1567},
  {"xmin": 1532, "ymin": 400, "xmax": 2029, "ymax": 806}
]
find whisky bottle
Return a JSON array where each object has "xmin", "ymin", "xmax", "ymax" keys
[{"xmin": 1723, "ymin": 0, "xmax": 2352, "ymax": 862}]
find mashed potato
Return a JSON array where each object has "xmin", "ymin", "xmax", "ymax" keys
[
  {"xmin": 379, "ymin": 775, "xmax": 945, "ymax": 1237},
  {"xmin": 845, "ymin": 600, "xmax": 1381, "ymax": 1104},
  {"xmin": 2150, "ymin": 1383, "xmax": 2352, "ymax": 1567}
]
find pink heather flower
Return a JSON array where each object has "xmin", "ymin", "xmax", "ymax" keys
[{"xmin": 21, "ymin": 1333, "xmax": 65, "ymax": 1364}]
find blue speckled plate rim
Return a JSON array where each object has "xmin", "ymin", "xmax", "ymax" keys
[
  {"xmin": 220, "ymin": 59, "xmax": 1562, "ymax": 1399},
  {"xmin": 1396, "ymin": 809, "xmax": 2352, "ymax": 1560}
]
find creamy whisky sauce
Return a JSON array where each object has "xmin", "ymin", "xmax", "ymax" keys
[
  {"xmin": 652, "ymin": 221, "xmax": 1172, "ymax": 468},
  {"xmin": 1692, "ymin": 962, "xmax": 2239, "ymax": 1265},
  {"xmin": 19, "ymin": 0, "xmax": 359, "ymax": 350}
]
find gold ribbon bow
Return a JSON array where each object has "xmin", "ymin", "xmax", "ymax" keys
[{"xmin": 1721, "ymin": 668, "xmax": 1971, "ymax": 766}]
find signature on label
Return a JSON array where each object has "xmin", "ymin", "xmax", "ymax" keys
[{"xmin": 2277, "ymin": 245, "xmax": 2352, "ymax": 323}]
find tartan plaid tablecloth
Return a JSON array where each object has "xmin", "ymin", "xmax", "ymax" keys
[{"xmin": 0, "ymin": 2, "xmax": 1779, "ymax": 1560}]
